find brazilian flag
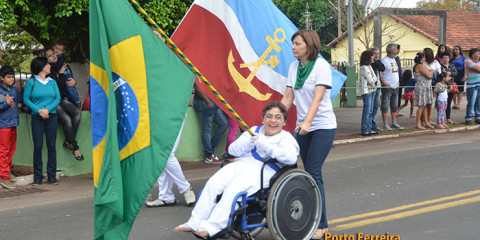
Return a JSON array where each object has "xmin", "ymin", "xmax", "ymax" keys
[{"xmin": 90, "ymin": 0, "xmax": 195, "ymax": 239}]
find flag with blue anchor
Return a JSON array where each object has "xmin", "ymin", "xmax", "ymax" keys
[{"xmin": 172, "ymin": 0, "xmax": 346, "ymax": 131}]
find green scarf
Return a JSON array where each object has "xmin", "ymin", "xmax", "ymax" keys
[{"xmin": 294, "ymin": 57, "xmax": 318, "ymax": 90}]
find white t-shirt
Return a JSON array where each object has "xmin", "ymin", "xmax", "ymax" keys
[
  {"xmin": 381, "ymin": 56, "xmax": 399, "ymax": 88},
  {"xmin": 424, "ymin": 60, "xmax": 442, "ymax": 75},
  {"xmin": 437, "ymin": 89, "xmax": 448, "ymax": 101},
  {"xmin": 286, "ymin": 58, "xmax": 337, "ymax": 130}
]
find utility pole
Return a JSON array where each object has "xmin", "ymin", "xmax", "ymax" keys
[
  {"xmin": 345, "ymin": 0, "xmax": 356, "ymax": 107},
  {"xmin": 347, "ymin": 0, "xmax": 354, "ymax": 66},
  {"xmin": 338, "ymin": 0, "xmax": 342, "ymax": 36},
  {"xmin": 304, "ymin": 2, "xmax": 312, "ymax": 30}
]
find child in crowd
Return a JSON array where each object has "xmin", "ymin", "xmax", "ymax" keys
[
  {"xmin": 397, "ymin": 70, "xmax": 416, "ymax": 118},
  {"xmin": 0, "ymin": 66, "xmax": 19, "ymax": 190},
  {"xmin": 52, "ymin": 43, "xmax": 81, "ymax": 108},
  {"xmin": 434, "ymin": 72, "xmax": 451, "ymax": 129}
]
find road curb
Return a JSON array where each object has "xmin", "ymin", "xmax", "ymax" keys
[
  {"xmin": 333, "ymin": 125, "xmax": 480, "ymax": 145},
  {"xmin": 14, "ymin": 171, "xmax": 64, "ymax": 187}
]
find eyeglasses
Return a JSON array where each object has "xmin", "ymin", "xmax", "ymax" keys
[{"xmin": 264, "ymin": 114, "xmax": 284, "ymax": 121}]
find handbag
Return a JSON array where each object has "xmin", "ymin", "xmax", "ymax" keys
[{"xmin": 450, "ymin": 82, "xmax": 460, "ymax": 94}]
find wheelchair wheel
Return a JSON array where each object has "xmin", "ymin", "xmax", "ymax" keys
[
  {"xmin": 266, "ymin": 169, "xmax": 322, "ymax": 240},
  {"xmin": 229, "ymin": 204, "xmax": 266, "ymax": 239}
]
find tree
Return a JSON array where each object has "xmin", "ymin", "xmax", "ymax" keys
[
  {"xmin": 0, "ymin": 0, "xmax": 193, "ymax": 64},
  {"xmin": 0, "ymin": 25, "xmax": 42, "ymax": 71},
  {"xmin": 0, "ymin": 0, "xmax": 89, "ymax": 62},
  {"xmin": 417, "ymin": 0, "xmax": 479, "ymax": 10},
  {"xmin": 272, "ymin": 0, "xmax": 337, "ymax": 59}
]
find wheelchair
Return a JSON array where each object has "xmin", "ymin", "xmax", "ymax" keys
[{"xmin": 207, "ymin": 155, "xmax": 322, "ymax": 240}]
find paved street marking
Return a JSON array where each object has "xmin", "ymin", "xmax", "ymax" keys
[{"xmin": 330, "ymin": 190, "xmax": 480, "ymax": 231}]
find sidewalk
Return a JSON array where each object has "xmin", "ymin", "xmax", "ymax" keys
[
  {"xmin": 1, "ymin": 102, "xmax": 479, "ymax": 211},
  {"xmin": 334, "ymin": 99, "xmax": 476, "ymax": 142}
]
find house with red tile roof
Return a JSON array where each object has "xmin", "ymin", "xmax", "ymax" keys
[{"xmin": 327, "ymin": 8, "xmax": 480, "ymax": 65}]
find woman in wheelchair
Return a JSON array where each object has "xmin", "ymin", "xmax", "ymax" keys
[{"xmin": 175, "ymin": 101, "xmax": 299, "ymax": 239}]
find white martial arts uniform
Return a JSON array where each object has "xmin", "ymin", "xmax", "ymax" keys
[
  {"xmin": 184, "ymin": 126, "xmax": 299, "ymax": 236},
  {"xmin": 156, "ymin": 120, "xmax": 191, "ymax": 201}
]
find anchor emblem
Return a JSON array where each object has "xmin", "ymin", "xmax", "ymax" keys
[{"xmin": 227, "ymin": 28, "xmax": 286, "ymax": 101}]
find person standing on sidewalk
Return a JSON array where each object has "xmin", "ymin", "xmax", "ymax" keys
[
  {"xmin": 380, "ymin": 43, "xmax": 404, "ymax": 131},
  {"xmin": 413, "ymin": 52, "xmax": 434, "ymax": 129},
  {"xmin": 23, "ymin": 57, "xmax": 61, "ymax": 185},
  {"xmin": 451, "ymin": 45, "xmax": 467, "ymax": 109},
  {"xmin": 359, "ymin": 50, "xmax": 378, "ymax": 136},
  {"xmin": 281, "ymin": 30, "xmax": 336, "ymax": 240},
  {"xmin": 0, "ymin": 66, "xmax": 19, "ymax": 189},
  {"xmin": 439, "ymin": 51, "xmax": 457, "ymax": 124},
  {"xmin": 395, "ymin": 44, "xmax": 403, "ymax": 109},
  {"xmin": 370, "ymin": 47, "xmax": 385, "ymax": 132},
  {"xmin": 464, "ymin": 48, "xmax": 480, "ymax": 124},
  {"xmin": 193, "ymin": 84, "xmax": 229, "ymax": 163}
]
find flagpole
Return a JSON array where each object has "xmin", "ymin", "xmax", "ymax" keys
[{"xmin": 130, "ymin": 0, "xmax": 255, "ymax": 136}]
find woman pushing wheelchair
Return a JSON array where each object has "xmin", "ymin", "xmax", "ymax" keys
[{"xmin": 175, "ymin": 101, "xmax": 299, "ymax": 239}]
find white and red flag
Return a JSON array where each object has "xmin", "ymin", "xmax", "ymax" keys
[{"xmin": 172, "ymin": 0, "xmax": 346, "ymax": 131}]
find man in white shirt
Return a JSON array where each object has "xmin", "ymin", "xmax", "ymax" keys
[{"xmin": 380, "ymin": 43, "xmax": 404, "ymax": 131}]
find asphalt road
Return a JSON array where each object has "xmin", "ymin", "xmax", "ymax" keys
[{"xmin": 1, "ymin": 130, "xmax": 479, "ymax": 240}]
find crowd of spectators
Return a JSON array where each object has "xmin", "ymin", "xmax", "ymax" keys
[
  {"xmin": 0, "ymin": 44, "xmax": 84, "ymax": 189},
  {"xmin": 358, "ymin": 43, "xmax": 480, "ymax": 135}
]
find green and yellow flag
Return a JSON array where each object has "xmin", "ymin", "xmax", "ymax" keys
[{"xmin": 89, "ymin": 0, "xmax": 195, "ymax": 239}]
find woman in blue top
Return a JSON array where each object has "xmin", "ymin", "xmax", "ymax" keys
[
  {"xmin": 281, "ymin": 30, "xmax": 336, "ymax": 239},
  {"xmin": 23, "ymin": 57, "xmax": 61, "ymax": 185},
  {"xmin": 450, "ymin": 45, "xmax": 467, "ymax": 109}
]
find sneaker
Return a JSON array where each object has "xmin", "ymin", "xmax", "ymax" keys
[
  {"xmin": 372, "ymin": 127, "xmax": 383, "ymax": 132},
  {"xmin": 0, "ymin": 178, "xmax": 16, "ymax": 189},
  {"xmin": 183, "ymin": 187, "xmax": 196, "ymax": 206},
  {"xmin": 48, "ymin": 180, "xmax": 59, "ymax": 185},
  {"xmin": 391, "ymin": 123, "xmax": 404, "ymax": 130},
  {"xmin": 145, "ymin": 199, "xmax": 176, "ymax": 207},
  {"xmin": 465, "ymin": 120, "xmax": 474, "ymax": 125},
  {"xmin": 9, "ymin": 172, "xmax": 16, "ymax": 182},
  {"xmin": 475, "ymin": 119, "xmax": 480, "ymax": 124},
  {"xmin": 33, "ymin": 180, "xmax": 42, "ymax": 186},
  {"xmin": 204, "ymin": 154, "xmax": 222, "ymax": 164},
  {"xmin": 384, "ymin": 125, "xmax": 392, "ymax": 131}
]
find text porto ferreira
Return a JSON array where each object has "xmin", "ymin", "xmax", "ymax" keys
[{"xmin": 324, "ymin": 232, "xmax": 400, "ymax": 240}]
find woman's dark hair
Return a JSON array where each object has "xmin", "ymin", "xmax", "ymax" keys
[
  {"xmin": 423, "ymin": 48, "xmax": 435, "ymax": 64},
  {"xmin": 262, "ymin": 101, "xmax": 288, "ymax": 121},
  {"xmin": 291, "ymin": 30, "xmax": 321, "ymax": 61},
  {"xmin": 436, "ymin": 44, "xmax": 447, "ymax": 56},
  {"xmin": 414, "ymin": 52, "xmax": 424, "ymax": 64},
  {"xmin": 30, "ymin": 57, "xmax": 49, "ymax": 76},
  {"xmin": 469, "ymin": 48, "xmax": 480, "ymax": 58},
  {"xmin": 440, "ymin": 51, "xmax": 451, "ymax": 59},
  {"xmin": 452, "ymin": 45, "xmax": 463, "ymax": 59},
  {"xmin": 0, "ymin": 65, "xmax": 14, "ymax": 78},
  {"xmin": 441, "ymin": 71, "xmax": 448, "ymax": 80},
  {"xmin": 360, "ymin": 50, "xmax": 373, "ymax": 66},
  {"xmin": 400, "ymin": 69, "xmax": 413, "ymax": 86}
]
